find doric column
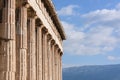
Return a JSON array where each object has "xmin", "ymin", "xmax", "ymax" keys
[
  {"xmin": 27, "ymin": 14, "xmax": 36, "ymax": 80},
  {"xmin": 42, "ymin": 27, "xmax": 48, "ymax": 80},
  {"xmin": 54, "ymin": 45, "xmax": 59, "ymax": 80},
  {"xmin": 47, "ymin": 34, "xmax": 52, "ymax": 80},
  {"xmin": 0, "ymin": 0, "xmax": 16, "ymax": 80},
  {"xmin": 0, "ymin": 0, "xmax": 15, "ymax": 40},
  {"xmin": 16, "ymin": 4, "xmax": 28, "ymax": 80},
  {"xmin": 36, "ymin": 24, "xmax": 44, "ymax": 80},
  {"xmin": 56, "ymin": 47, "xmax": 62, "ymax": 80},
  {"xmin": 51, "ymin": 40, "xmax": 55, "ymax": 80},
  {"xmin": 60, "ymin": 53, "xmax": 63, "ymax": 80},
  {"xmin": 58, "ymin": 50, "xmax": 61, "ymax": 80}
]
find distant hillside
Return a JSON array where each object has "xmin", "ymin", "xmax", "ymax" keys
[{"xmin": 63, "ymin": 64, "xmax": 120, "ymax": 80}]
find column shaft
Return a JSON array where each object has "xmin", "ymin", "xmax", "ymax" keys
[
  {"xmin": 27, "ymin": 18, "xmax": 36, "ymax": 80},
  {"xmin": 36, "ymin": 26, "xmax": 43, "ymax": 80},
  {"xmin": 58, "ymin": 53, "xmax": 61, "ymax": 80},
  {"xmin": 51, "ymin": 44, "xmax": 55, "ymax": 80},
  {"xmin": 60, "ymin": 56, "xmax": 62, "ymax": 80},
  {"xmin": 0, "ymin": 0, "xmax": 15, "ymax": 40},
  {"xmin": 0, "ymin": 0, "xmax": 16, "ymax": 80},
  {"xmin": 54, "ymin": 47, "xmax": 58, "ymax": 80},
  {"xmin": 56, "ymin": 49, "xmax": 59, "ymax": 80},
  {"xmin": 42, "ymin": 31, "xmax": 48, "ymax": 80},
  {"xmin": 50, "ymin": 43, "xmax": 53, "ymax": 80},
  {"xmin": 48, "ymin": 37, "xmax": 52, "ymax": 80},
  {"xmin": 16, "ymin": 6, "xmax": 27, "ymax": 80}
]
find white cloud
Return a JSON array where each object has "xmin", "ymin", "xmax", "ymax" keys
[
  {"xmin": 61, "ymin": 3, "xmax": 120, "ymax": 55},
  {"xmin": 107, "ymin": 56, "xmax": 120, "ymax": 61},
  {"xmin": 57, "ymin": 5, "xmax": 79, "ymax": 16},
  {"xmin": 62, "ymin": 21, "xmax": 120, "ymax": 55},
  {"xmin": 82, "ymin": 9, "xmax": 120, "ymax": 25},
  {"xmin": 107, "ymin": 56, "xmax": 116, "ymax": 61},
  {"xmin": 62, "ymin": 21, "xmax": 85, "ymax": 40},
  {"xmin": 62, "ymin": 63, "xmax": 81, "ymax": 68}
]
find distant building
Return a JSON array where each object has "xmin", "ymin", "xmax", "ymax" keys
[{"xmin": 0, "ymin": 0, "xmax": 66, "ymax": 80}]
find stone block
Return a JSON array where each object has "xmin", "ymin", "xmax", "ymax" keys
[
  {"xmin": 0, "ymin": 23, "xmax": 15, "ymax": 40},
  {"xmin": 3, "ymin": 71, "xmax": 15, "ymax": 80},
  {"xmin": 0, "ymin": 55, "xmax": 7, "ymax": 71},
  {"xmin": 0, "ymin": 8, "xmax": 15, "ymax": 40},
  {"xmin": 0, "ymin": 72, "xmax": 4, "ymax": 80},
  {"xmin": 0, "ymin": 40, "xmax": 16, "ymax": 72},
  {"xmin": 16, "ymin": 49, "xmax": 27, "ymax": 80},
  {"xmin": 2, "ymin": 8, "xmax": 15, "ymax": 23}
]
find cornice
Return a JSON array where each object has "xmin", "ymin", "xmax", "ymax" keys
[{"xmin": 41, "ymin": 0, "xmax": 66, "ymax": 40}]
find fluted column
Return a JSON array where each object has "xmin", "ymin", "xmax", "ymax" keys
[
  {"xmin": 51, "ymin": 40, "xmax": 55, "ymax": 80},
  {"xmin": 56, "ymin": 48, "xmax": 62, "ymax": 80},
  {"xmin": 42, "ymin": 28, "xmax": 48, "ymax": 80},
  {"xmin": 0, "ymin": 0, "xmax": 16, "ymax": 80},
  {"xmin": 57, "ymin": 48, "xmax": 60, "ymax": 80},
  {"xmin": 36, "ymin": 25, "xmax": 43, "ymax": 80},
  {"xmin": 54, "ymin": 45, "xmax": 58, "ymax": 80},
  {"xmin": 47, "ymin": 34, "xmax": 52, "ymax": 80},
  {"xmin": 58, "ymin": 50, "xmax": 60, "ymax": 80},
  {"xmin": 16, "ymin": 5, "xmax": 28, "ymax": 80},
  {"xmin": 60, "ymin": 53, "xmax": 62, "ymax": 80},
  {"xmin": 27, "ymin": 16, "xmax": 36, "ymax": 80},
  {"xmin": 58, "ymin": 51, "xmax": 61, "ymax": 80}
]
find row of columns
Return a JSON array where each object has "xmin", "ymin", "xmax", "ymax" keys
[{"xmin": 0, "ymin": 0, "xmax": 63, "ymax": 80}]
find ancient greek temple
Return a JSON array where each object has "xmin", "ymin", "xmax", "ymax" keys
[{"xmin": 0, "ymin": 0, "xmax": 66, "ymax": 80}]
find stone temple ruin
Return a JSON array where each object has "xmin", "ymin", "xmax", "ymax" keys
[{"xmin": 0, "ymin": 0, "xmax": 66, "ymax": 80}]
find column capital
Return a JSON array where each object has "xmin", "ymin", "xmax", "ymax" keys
[
  {"xmin": 60, "ymin": 52, "xmax": 63, "ymax": 56},
  {"xmin": 55, "ymin": 44, "xmax": 59, "ymax": 49},
  {"xmin": 47, "ymin": 34, "xmax": 52, "ymax": 41},
  {"xmin": 23, "ymin": 2, "xmax": 30, "ymax": 8},
  {"xmin": 27, "ymin": 7, "xmax": 37, "ymax": 18},
  {"xmin": 35, "ymin": 18, "xmax": 43, "ymax": 27},
  {"xmin": 58, "ymin": 48, "xmax": 61, "ymax": 53},
  {"xmin": 51, "ymin": 39, "xmax": 55, "ymax": 45},
  {"xmin": 42, "ymin": 27, "xmax": 48, "ymax": 34},
  {"xmin": 16, "ymin": 0, "xmax": 30, "ymax": 8}
]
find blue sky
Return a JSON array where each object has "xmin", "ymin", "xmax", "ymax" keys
[{"xmin": 52, "ymin": 0, "xmax": 120, "ymax": 68}]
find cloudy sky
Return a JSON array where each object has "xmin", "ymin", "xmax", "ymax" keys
[{"xmin": 53, "ymin": 0, "xmax": 120, "ymax": 68}]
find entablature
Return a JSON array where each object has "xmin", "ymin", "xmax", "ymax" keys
[{"xmin": 27, "ymin": 0, "xmax": 66, "ymax": 40}]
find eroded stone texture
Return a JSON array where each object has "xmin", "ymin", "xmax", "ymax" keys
[
  {"xmin": 27, "ymin": 18, "xmax": 36, "ymax": 80},
  {"xmin": 16, "ymin": 6, "xmax": 27, "ymax": 80},
  {"xmin": 36, "ymin": 25, "xmax": 43, "ymax": 80},
  {"xmin": 0, "ymin": 0, "xmax": 16, "ymax": 80},
  {"xmin": 0, "ymin": 0, "xmax": 65, "ymax": 80}
]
